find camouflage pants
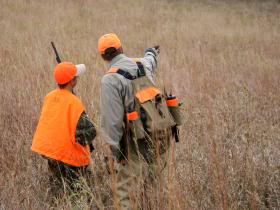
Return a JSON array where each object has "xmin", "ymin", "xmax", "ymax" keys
[{"xmin": 47, "ymin": 159, "xmax": 89, "ymax": 195}]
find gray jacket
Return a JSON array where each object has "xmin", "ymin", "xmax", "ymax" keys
[{"xmin": 100, "ymin": 51, "xmax": 159, "ymax": 149}]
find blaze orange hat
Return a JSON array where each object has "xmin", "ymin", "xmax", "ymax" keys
[
  {"xmin": 98, "ymin": 33, "xmax": 121, "ymax": 54},
  {"xmin": 54, "ymin": 62, "xmax": 86, "ymax": 85}
]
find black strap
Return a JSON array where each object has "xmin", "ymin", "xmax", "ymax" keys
[
  {"xmin": 116, "ymin": 69, "xmax": 137, "ymax": 80},
  {"xmin": 136, "ymin": 62, "xmax": 146, "ymax": 77},
  {"xmin": 115, "ymin": 61, "xmax": 146, "ymax": 80}
]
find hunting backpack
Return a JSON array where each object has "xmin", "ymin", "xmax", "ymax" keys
[{"xmin": 108, "ymin": 61, "xmax": 178, "ymax": 143}]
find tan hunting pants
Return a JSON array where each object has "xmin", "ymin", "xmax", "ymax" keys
[{"xmin": 112, "ymin": 138, "xmax": 170, "ymax": 210}]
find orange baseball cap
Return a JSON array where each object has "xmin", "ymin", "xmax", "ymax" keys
[
  {"xmin": 54, "ymin": 62, "xmax": 86, "ymax": 85},
  {"xmin": 98, "ymin": 33, "xmax": 122, "ymax": 54}
]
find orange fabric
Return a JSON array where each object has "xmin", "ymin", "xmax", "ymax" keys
[
  {"xmin": 98, "ymin": 33, "xmax": 122, "ymax": 54},
  {"xmin": 135, "ymin": 87, "xmax": 161, "ymax": 103},
  {"xmin": 127, "ymin": 111, "xmax": 139, "ymax": 121},
  {"xmin": 31, "ymin": 89, "xmax": 90, "ymax": 167},
  {"xmin": 107, "ymin": 67, "xmax": 119, "ymax": 74},
  {"xmin": 54, "ymin": 62, "xmax": 77, "ymax": 85},
  {"xmin": 167, "ymin": 98, "xmax": 179, "ymax": 107},
  {"xmin": 132, "ymin": 58, "xmax": 140, "ymax": 62}
]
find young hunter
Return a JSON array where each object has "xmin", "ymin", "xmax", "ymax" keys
[
  {"xmin": 98, "ymin": 33, "xmax": 180, "ymax": 209},
  {"xmin": 31, "ymin": 62, "xmax": 96, "ymax": 188}
]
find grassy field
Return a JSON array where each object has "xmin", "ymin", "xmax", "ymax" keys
[{"xmin": 1, "ymin": 0, "xmax": 280, "ymax": 209}]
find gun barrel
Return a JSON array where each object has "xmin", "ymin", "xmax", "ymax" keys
[{"xmin": 51, "ymin": 42, "xmax": 61, "ymax": 63}]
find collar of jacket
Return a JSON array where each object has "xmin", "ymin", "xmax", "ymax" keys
[{"xmin": 109, "ymin": 54, "xmax": 126, "ymax": 68}]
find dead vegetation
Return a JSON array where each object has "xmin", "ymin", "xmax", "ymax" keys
[{"xmin": 0, "ymin": 0, "xmax": 280, "ymax": 209}]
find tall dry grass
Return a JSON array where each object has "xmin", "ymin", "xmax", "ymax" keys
[{"xmin": 0, "ymin": 0, "xmax": 280, "ymax": 209}]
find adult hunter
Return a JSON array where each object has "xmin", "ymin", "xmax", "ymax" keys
[
  {"xmin": 98, "ymin": 33, "xmax": 184, "ymax": 209},
  {"xmin": 31, "ymin": 62, "xmax": 96, "ymax": 191}
]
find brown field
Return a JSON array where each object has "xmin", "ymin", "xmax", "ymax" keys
[{"xmin": 1, "ymin": 0, "xmax": 280, "ymax": 209}]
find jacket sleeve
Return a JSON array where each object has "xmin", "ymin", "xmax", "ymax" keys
[
  {"xmin": 100, "ymin": 75, "xmax": 125, "ymax": 149},
  {"xmin": 75, "ymin": 112, "xmax": 96, "ymax": 146},
  {"xmin": 139, "ymin": 48, "xmax": 159, "ymax": 84}
]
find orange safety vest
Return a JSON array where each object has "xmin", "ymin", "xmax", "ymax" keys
[{"xmin": 31, "ymin": 89, "xmax": 90, "ymax": 167}]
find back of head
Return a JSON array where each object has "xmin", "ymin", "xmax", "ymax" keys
[{"xmin": 98, "ymin": 33, "xmax": 123, "ymax": 61}]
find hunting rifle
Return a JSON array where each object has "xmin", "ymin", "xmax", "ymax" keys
[{"xmin": 51, "ymin": 42, "xmax": 61, "ymax": 63}]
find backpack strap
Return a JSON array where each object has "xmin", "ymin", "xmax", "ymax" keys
[
  {"xmin": 106, "ymin": 60, "xmax": 145, "ymax": 80},
  {"xmin": 132, "ymin": 58, "xmax": 146, "ymax": 77},
  {"xmin": 107, "ymin": 67, "xmax": 136, "ymax": 80},
  {"xmin": 117, "ymin": 69, "xmax": 137, "ymax": 80},
  {"xmin": 132, "ymin": 58, "xmax": 140, "ymax": 62},
  {"xmin": 136, "ymin": 61, "xmax": 146, "ymax": 77},
  {"xmin": 107, "ymin": 67, "xmax": 119, "ymax": 74}
]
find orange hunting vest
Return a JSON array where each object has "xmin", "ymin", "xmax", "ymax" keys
[{"xmin": 31, "ymin": 89, "xmax": 90, "ymax": 167}]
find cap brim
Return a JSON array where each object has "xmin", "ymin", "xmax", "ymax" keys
[{"xmin": 75, "ymin": 64, "xmax": 86, "ymax": 76}]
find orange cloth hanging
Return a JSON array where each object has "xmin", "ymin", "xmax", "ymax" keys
[{"xmin": 31, "ymin": 89, "xmax": 90, "ymax": 167}]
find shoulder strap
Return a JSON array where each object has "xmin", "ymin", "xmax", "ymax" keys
[
  {"xmin": 107, "ymin": 67, "xmax": 119, "ymax": 74},
  {"xmin": 106, "ymin": 60, "xmax": 146, "ymax": 80},
  {"xmin": 136, "ymin": 61, "xmax": 145, "ymax": 77},
  {"xmin": 116, "ymin": 69, "xmax": 137, "ymax": 80},
  {"xmin": 107, "ymin": 67, "xmax": 136, "ymax": 80}
]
